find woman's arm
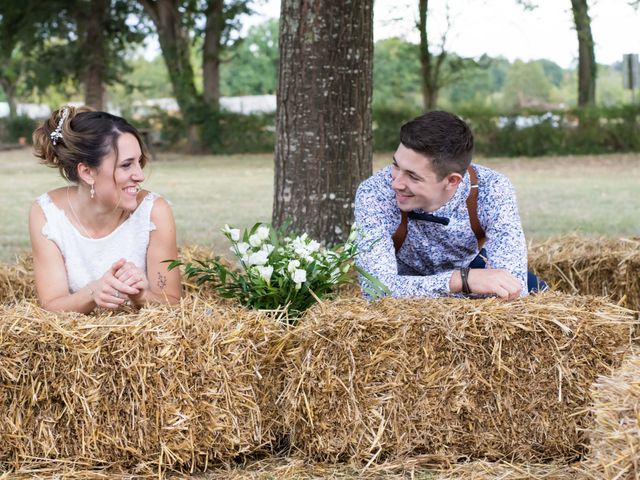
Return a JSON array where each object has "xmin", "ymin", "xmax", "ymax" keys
[
  {"xmin": 119, "ymin": 197, "xmax": 181, "ymax": 306},
  {"xmin": 29, "ymin": 202, "xmax": 136, "ymax": 313}
]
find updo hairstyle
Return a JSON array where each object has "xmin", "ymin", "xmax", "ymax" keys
[{"xmin": 33, "ymin": 106, "xmax": 150, "ymax": 182}]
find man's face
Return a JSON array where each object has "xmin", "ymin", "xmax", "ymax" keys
[{"xmin": 390, "ymin": 143, "xmax": 461, "ymax": 212}]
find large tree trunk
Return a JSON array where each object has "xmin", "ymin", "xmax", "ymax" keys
[
  {"xmin": 203, "ymin": 0, "xmax": 223, "ymax": 110},
  {"xmin": 138, "ymin": 0, "xmax": 201, "ymax": 146},
  {"xmin": 571, "ymin": 0, "xmax": 596, "ymax": 106},
  {"xmin": 81, "ymin": 0, "xmax": 109, "ymax": 110},
  {"xmin": 273, "ymin": 0, "xmax": 374, "ymax": 246}
]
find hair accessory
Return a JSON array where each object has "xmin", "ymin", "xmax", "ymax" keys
[
  {"xmin": 90, "ymin": 183, "xmax": 95, "ymax": 199},
  {"xmin": 50, "ymin": 107, "xmax": 69, "ymax": 145}
]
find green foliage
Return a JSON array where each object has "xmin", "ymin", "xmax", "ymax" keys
[
  {"xmin": 109, "ymin": 55, "xmax": 174, "ymax": 109},
  {"xmin": 167, "ymin": 223, "xmax": 388, "ymax": 322},
  {"xmin": 501, "ymin": 60, "xmax": 553, "ymax": 111},
  {"xmin": 373, "ymin": 37, "xmax": 422, "ymax": 106},
  {"xmin": 0, "ymin": 115, "xmax": 36, "ymax": 143},
  {"xmin": 220, "ymin": 18, "xmax": 279, "ymax": 96},
  {"xmin": 372, "ymin": 104, "xmax": 421, "ymax": 152},
  {"xmin": 462, "ymin": 105, "xmax": 640, "ymax": 157}
]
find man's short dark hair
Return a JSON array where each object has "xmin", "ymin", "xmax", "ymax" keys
[{"xmin": 399, "ymin": 110, "xmax": 474, "ymax": 180}]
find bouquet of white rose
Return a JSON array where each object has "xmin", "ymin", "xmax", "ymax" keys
[{"xmin": 167, "ymin": 223, "xmax": 387, "ymax": 322}]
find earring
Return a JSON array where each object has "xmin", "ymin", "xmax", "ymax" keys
[{"xmin": 90, "ymin": 183, "xmax": 95, "ymax": 199}]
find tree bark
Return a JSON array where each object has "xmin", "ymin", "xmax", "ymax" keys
[
  {"xmin": 202, "ymin": 0, "xmax": 223, "ymax": 110},
  {"xmin": 273, "ymin": 0, "xmax": 374, "ymax": 246},
  {"xmin": 81, "ymin": 0, "xmax": 109, "ymax": 110},
  {"xmin": 571, "ymin": 0, "xmax": 596, "ymax": 106}
]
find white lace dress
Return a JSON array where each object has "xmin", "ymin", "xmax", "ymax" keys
[{"xmin": 37, "ymin": 192, "xmax": 159, "ymax": 293}]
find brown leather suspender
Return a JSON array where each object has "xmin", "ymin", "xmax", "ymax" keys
[
  {"xmin": 466, "ymin": 165, "xmax": 486, "ymax": 249},
  {"xmin": 392, "ymin": 165, "xmax": 486, "ymax": 253}
]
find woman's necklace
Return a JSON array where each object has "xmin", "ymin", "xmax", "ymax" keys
[{"xmin": 66, "ymin": 186, "xmax": 128, "ymax": 239}]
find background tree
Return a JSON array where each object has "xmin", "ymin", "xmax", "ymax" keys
[
  {"xmin": 1, "ymin": 0, "xmax": 146, "ymax": 112},
  {"xmin": 516, "ymin": 0, "xmax": 596, "ymax": 107},
  {"xmin": 417, "ymin": 0, "xmax": 483, "ymax": 109},
  {"xmin": 220, "ymin": 18, "xmax": 278, "ymax": 96},
  {"xmin": 137, "ymin": 0, "xmax": 201, "ymax": 141},
  {"xmin": 570, "ymin": 0, "xmax": 596, "ymax": 106},
  {"xmin": 373, "ymin": 37, "xmax": 422, "ymax": 106},
  {"xmin": 501, "ymin": 60, "xmax": 553, "ymax": 110},
  {"xmin": 137, "ymin": 0, "xmax": 251, "ymax": 145},
  {"xmin": 273, "ymin": 0, "xmax": 374, "ymax": 246},
  {"xmin": 0, "ymin": 1, "xmax": 59, "ymax": 117}
]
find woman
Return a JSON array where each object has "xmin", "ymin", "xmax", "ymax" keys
[{"xmin": 29, "ymin": 106, "xmax": 181, "ymax": 313}]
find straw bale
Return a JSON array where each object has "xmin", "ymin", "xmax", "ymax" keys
[
  {"xmin": 0, "ymin": 457, "xmax": 595, "ymax": 479},
  {"xmin": 278, "ymin": 293, "xmax": 636, "ymax": 464},
  {"xmin": 586, "ymin": 351, "xmax": 640, "ymax": 479},
  {"xmin": 191, "ymin": 457, "xmax": 591, "ymax": 479},
  {"xmin": 0, "ymin": 256, "xmax": 35, "ymax": 304},
  {"xmin": 432, "ymin": 460, "xmax": 593, "ymax": 479},
  {"xmin": 529, "ymin": 236, "xmax": 640, "ymax": 311},
  {"xmin": 0, "ymin": 299, "xmax": 285, "ymax": 476}
]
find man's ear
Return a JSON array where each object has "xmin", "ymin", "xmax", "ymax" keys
[
  {"xmin": 76, "ymin": 163, "xmax": 94, "ymax": 186},
  {"xmin": 444, "ymin": 172, "xmax": 463, "ymax": 190}
]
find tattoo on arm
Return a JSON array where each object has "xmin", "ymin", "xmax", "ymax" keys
[{"xmin": 157, "ymin": 272, "xmax": 167, "ymax": 289}]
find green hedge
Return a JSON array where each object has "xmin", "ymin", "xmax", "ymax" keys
[
  {"xmin": 373, "ymin": 104, "xmax": 640, "ymax": 157},
  {"xmin": 138, "ymin": 104, "xmax": 640, "ymax": 157},
  {"xmin": 0, "ymin": 116, "xmax": 37, "ymax": 144}
]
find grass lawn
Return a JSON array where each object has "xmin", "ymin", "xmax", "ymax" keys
[{"xmin": 1, "ymin": 147, "xmax": 638, "ymax": 264}]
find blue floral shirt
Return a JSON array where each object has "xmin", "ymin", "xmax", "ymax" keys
[{"xmin": 355, "ymin": 164, "xmax": 528, "ymax": 298}]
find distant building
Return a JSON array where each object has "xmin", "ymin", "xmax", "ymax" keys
[
  {"xmin": 130, "ymin": 95, "xmax": 276, "ymax": 117},
  {"xmin": 0, "ymin": 95, "xmax": 277, "ymax": 120},
  {"xmin": 0, "ymin": 103, "xmax": 51, "ymax": 119}
]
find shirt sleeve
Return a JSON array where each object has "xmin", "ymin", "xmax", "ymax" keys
[
  {"xmin": 479, "ymin": 174, "xmax": 528, "ymax": 296},
  {"xmin": 354, "ymin": 179, "xmax": 453, "ymax": 299}
]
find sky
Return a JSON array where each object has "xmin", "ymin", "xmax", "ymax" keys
[{"xmin": 243, "ymin": 0, "xmax": 640, "ymax": 68}]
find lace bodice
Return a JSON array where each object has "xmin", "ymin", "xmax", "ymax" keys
[{"xmin": 37, "ymin": 192, "xmax": 158, "ymax": 293}]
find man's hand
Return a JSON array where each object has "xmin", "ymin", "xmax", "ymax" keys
[{"xmin": 450, "ymin": 268, "xmax": 522, "ymax": 300}]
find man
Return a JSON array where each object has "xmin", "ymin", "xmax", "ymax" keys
[{"xmin": 355, "ymin": 110, "xmax": 536, "ymax": 300}]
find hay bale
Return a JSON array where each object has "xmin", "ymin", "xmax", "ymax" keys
[
  {"xmin": 0, "ymin": 299, "xmax": 284, "ymax": 475},
  {"xmin": 529, "ymin": 236, "xmax": 640, "ymax": 311},
  {"xmin": 278, "ymin": 293, "xmax": 635, "ymax": 464},
  {"xmin": 0, "ymin": 256, "xmax": 35, "ymax": 304},
  {"xmin": 587, "ymin": 351, "xmax": 640, "ymax": 479},
  {"xmin": 432, "ymin": 460, "xmax": 592, "ymax": 479}
]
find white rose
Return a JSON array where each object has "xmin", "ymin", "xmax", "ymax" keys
[
  {"xmin": 256, "ymin": 225, "xmax": 270, "ymax": 241},
  {"xmin": 255, "ymin": 265, "xmax": 273, "ymax": 282},
  {"xmin": 287, "ymin": 259, "xmax": 300, "ymax": 273},
  {"xmin": 222, "ymin": 224, "xmax": 241, "ymax": 241},
  {"xmin": 291, "ymin": 235, "xmax": 307, "ymax": 250},
  {"xmin": 292, "ymin": 268, "xmax": 307, "ymax": 284},
  {"xmin": 235, "ymin": 242, "xmax": 250, "ymax": 255},
  {"xmin": 348, "ymin": 226, "xmax": 358, "ymax": 242},
  {"xmin": 246, "ymin": 250, "xmax": 269, "ymax": 266},
  {"xmin": 307, "ymin": 240, "xmax": 321, "ymax": 252},
  {"xmin": 249, "ymin": 234, "xmax": 262, "ymax": 247},
  {"xmin": 261, "ymin": 244, "xmax": 274, "ymax": 255}
]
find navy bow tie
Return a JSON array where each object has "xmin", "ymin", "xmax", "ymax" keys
[{"xmin": 407, "ymin": 211, "xmax": 450, "ymax": 225}]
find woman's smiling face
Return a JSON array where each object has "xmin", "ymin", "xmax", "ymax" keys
[{"xmin": 92, "ymin": 132, "xmax": 145, "ymax": 210}]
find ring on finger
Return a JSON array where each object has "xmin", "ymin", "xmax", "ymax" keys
[{"xmin": 114, "ymin": 290, "xmax": 120, "ymax": 299}]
